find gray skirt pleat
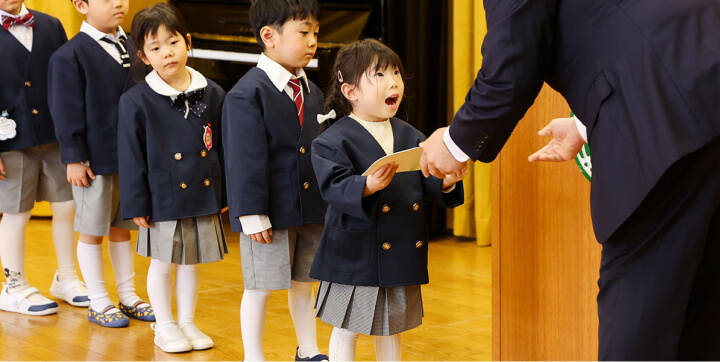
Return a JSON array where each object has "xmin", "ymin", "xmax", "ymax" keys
[
  {"xmin": 315, "ymin": 281, "xmax": 424, "ymax": 336},
  {"xmin": 137, "ymin": 214, "xmax": 228, "ymax": 265}
]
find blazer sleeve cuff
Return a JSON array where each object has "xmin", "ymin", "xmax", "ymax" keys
[{"xmin": 58, "ymin": 141, "xmax": 89, "ymax": 165}]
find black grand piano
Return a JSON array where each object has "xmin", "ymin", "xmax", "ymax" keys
[{"xmin": 171, "ymin": 0, "xmax": 452, "ymax": 233}]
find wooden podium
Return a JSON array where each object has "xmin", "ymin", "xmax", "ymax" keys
[{"xmin": 491, "ymin": 84, "xmax": 602, "ymax": 360}]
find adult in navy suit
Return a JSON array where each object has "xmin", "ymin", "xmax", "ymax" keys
[{"xmin": 420, "ymin": 0, "xmax": 720, "ymax": 360}]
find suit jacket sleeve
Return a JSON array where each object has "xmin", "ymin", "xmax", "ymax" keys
[
  {"xmin": 449, "ymin": 0, "xmax": 557, "ymax": 162},
  {"xmin": 117, "ymin": 93, "xmax": 150, "ymax": 219},
  {"xmin": 49, "ymin": 49, "xmax": 89, "ymax": 164},
  {"xmin": 222, "ymin": 89, "xmax": 270, "ymax": 218},
  {"xmin": 311, "ymin": 136, "xmax": 371, "ymax": 220}
]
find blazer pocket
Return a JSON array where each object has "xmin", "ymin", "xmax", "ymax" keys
[
  {"xmin": 583, "ymin": 72, "xmax": 613, "ymax": 139},
  {"xmin": 323, "ymin": 226, "xmax": 371, "ymax": 273},
  {"xmin": 269, "ymin": 172, "xmax": 295, "ymax": 217},
  {"xmin": 148, "ymin": 171, "xmax": 173, "ymax": 211}
]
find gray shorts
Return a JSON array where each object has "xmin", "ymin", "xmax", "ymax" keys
[
  {"xmin": 240, "ymin": 223, "xmax": 323, "ymax": 290},
  {"xmin": 72, "ymin": 172, "xmax": 137, "ymax": 236},
  {"xmin": 0, "ymin": 143, "xmax": 72, "ymax": 213}
]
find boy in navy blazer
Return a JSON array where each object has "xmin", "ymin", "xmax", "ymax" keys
[
  {"xmin": 221, "ymin": 0, "xmax": 328, "ymax": 360},
  {"xmin": 47, "ymin": 0, "xmax": 153, "ymax": 328},
  {"xmin": 0, "ymin": 0, "xmax": 88, "ymax": 316}
]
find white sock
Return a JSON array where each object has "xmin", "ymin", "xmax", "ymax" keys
[
  {"xmin": 147, "ymin": 258, "xmax": 174, "ymax": 329},
  {"xmin": 289, "ymin": 281, "xmax": 321, "ymax": 358},
  {"xmin": 240, "ymin": 288, "xmax": 272, "ymax": 361},
  {"xmin": 374, "ymin": 334, "xmax": 401, "ymax": 361},
  {"xmin": 77, "ymin": 241, "xmax": 117, "ymax": 313},
  {"xmin": 49, "ymin": 201, "xmax": 80, "ymax": 282},
  {"xmin": 176, "ymin": 264, "xmax": 198, "ymax": 327},
  {"xmin": 329, "ymin": 327, "xmax": 359, "ymax": 361},
  {"xmin": 108, "ymin": 240, "xmax": 145, "ymax": 307},
  {"xmin": 0, "ymin": 211, "xmax": 44, "ymax": 300}
]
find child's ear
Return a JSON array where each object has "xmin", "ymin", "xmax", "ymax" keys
[
  {"xmin": 72, "ymin": 0, "xmax": 89, "ymax": 15},
  {"xmin": 260, "ymin": 26, "xmax": 275, "ymax": 49},
  {"xmin": 186, "ymin": 33, "xmax": 192, "ymax": 50},
  {"xmin": 341, "ymin": 83, "xmax": 358, "ymax": 102},
  {"xmin": 138, "ymin": 50, "xmax": 151, "ymax": 66}
]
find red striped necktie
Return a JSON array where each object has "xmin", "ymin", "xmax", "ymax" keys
[
  {"xmin": 2, "ymin": 12, "xmax": 35, "ymax": 31},
  {"xmin": 288, "ymin": 78, "xmax": 304, "ymax": 127}
]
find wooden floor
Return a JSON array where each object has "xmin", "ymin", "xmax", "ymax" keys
[{"xmin": 0, "ymin": 215, "xmax": 491, "ymax": 361}]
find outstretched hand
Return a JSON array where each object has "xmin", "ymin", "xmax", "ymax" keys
[{"xmin": 528, "ymin": 117, "xmax": 586, "ymax": 162}]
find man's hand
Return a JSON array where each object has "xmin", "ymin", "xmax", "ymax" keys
[
  {"xmin": 441, "ymin": 161, "xmax": 469, "ymax": 189},
  {"xmin": 248, "ymin": 228, "xmax": 273, "ymax": 244},
  {"xmin": 419, "ymin": 127, "xmax": 467, "ymax": 179},
  {"xmin": 0, "ymin": 156, "xmax": 5, "ymax": 180},
  {"xmin": 67, "ymin": 162, "xmax": 96, "ymax": 187},
  {"xmin": 364, "ymin": 163, "xmax": 399, "ymax": 197},
  {"xmin": 133, "ymin": 216, "xmax": 151, "ymax": 228},
  {"xmin": 528, "ymin": 117, "xmax": 586, "ymax": 162}
]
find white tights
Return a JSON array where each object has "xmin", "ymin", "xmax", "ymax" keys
[
  {"xmin": 329, "ymin": 327, "xmax": 401, "ymax": 361},
  {"xmin": 146, "ymin": 258, "xmax": 199, "ymax": 329}
]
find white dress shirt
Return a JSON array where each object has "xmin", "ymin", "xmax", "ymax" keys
[
  {"xmin": 1, "ymin": 4, "xmax": 33, "ymax": 51},
  {"xmin": 80, "ymin": 21, "xmax": 127, "ymax": 65}
]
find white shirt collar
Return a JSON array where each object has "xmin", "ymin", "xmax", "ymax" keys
[
  {"xmin": 80, "ymin": 21, "xmax": 126, "ymax": 42},
  {"xmin": 256, "ymin": 53, "xmax": 310, "ymax": 93},
  {"xmin": 0, "ymin": 4, "xmax": 29, "ymax": 18},
  {"xmin": 145, "ymin": 66, "xmax": 208, "ymax": 97}
]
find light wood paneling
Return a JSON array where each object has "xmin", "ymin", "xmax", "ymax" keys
[
  {"xmin": 492, "ymin": 84, "xmax": 601, "ymax": 360},
  {"xmin": 0, "ymin": 215, "xmax": 491, "ymax": 361}
]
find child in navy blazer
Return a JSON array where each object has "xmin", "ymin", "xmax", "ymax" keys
[
  {"xmin": 310, "ymin": 39, "xmax": 466, "ymax": 361},
  {"xmin": 48, "ymin": 0, "xmax": 153, "ymax": 328},
  {"xmin": 222, "ymin": 0, "xmax": 328, "ymax": 360},
  {"xmin": 118, "ymin": 4, "xmax": 227, "ymax": 353},
  {"xmin": 0, "ymin": 0, "xmax": 87, "ymax": 316}
]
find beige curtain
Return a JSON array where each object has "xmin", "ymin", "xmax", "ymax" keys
[{"xmin": 450, "ymin": 0, "xmax": 491, "ymax": 246}]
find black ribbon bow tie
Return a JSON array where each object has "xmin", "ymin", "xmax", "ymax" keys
[{"xmin": 171, "ymin": 88, "xmax": 207, "ymax": 118}]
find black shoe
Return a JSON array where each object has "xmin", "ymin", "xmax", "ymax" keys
[{"xmin": 295, "ymin": 347, "xmax": 329, "ymax": 361}]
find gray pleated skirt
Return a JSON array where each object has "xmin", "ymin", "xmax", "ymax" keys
[
  {"xmin": 315, "ymin": 281, "xmax": 424, "ymax": 336},
  {"xmin": 137, "ymin": 214, "xmax": 228, "ymax": 265}
]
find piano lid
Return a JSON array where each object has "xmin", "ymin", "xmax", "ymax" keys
[{"xmin": 170, "ymin": 0, "xmax": 378, "ymax": 50}]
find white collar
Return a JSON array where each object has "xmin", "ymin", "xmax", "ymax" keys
[
  {"xmin": 256, "ymin": 53, "xmax": 310, "ymax": 93},
  {"xmin": 80, "ymin": 21, "xmax": 126, "ymax": 42},
  {"xmin": 145, "ymin": 66, "xmax": 208, "ymax": 97},
  {"xmin": 0, "ymin": 4, "xmax": 29, "ymax": 18}
]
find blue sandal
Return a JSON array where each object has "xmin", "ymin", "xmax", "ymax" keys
[
  {"xmin": 87, "ymin": 305, "xmax": 130, "ymax": 328},
  {"xmin": 119, "ymin": 300, "xmax": 155, "ymax": 322}
]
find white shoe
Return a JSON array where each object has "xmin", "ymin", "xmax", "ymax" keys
[
  {"xmin": 49, "ymin": 271, "xmax": 90, "ymax": 307},
  {"xmin": 152, "ymin": 323, "xmax": 193, "ymax": 353},
  {"xmin": 0, "ymin": 283, "xmax": 59, "ymax": 316},
  {"xmin": 180, "ymin": 322, "xmax": 214, "ymax": 350}
]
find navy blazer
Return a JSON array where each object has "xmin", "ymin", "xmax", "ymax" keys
[
  {"xmin": 310, "ymin": 116, "xmax": 464, "ymax": 287},
  {"xmin": 222, "ymin": 67, "xmax": 327, "ymax": 232},
  {"xmin": 118, "ymin": 80, "xmax": 226, "ymax": 222},
  {"xmin": 48, "ymin": 32, "xmax": 136, "ymax": 175},
  {"xmin": 0, "ymin": 10, "xmax": 66, "ymax": 152},
  {"xmin": 449, "ymin": 0, "xmax": 720, "ymax": 242}
]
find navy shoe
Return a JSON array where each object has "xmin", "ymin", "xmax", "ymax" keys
[{"xmin": 295, "ymin": 347, "xmax": 329, "ymax": 361}]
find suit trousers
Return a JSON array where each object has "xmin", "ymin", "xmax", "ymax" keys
[{"xmin": 597, "ymin": 136, "xmax": 720, "ymax": 360}]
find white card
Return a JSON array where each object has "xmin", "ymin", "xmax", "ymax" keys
[{"xmin": 362, "ymin": 147, "xmax": 424, "ymax": 176}]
